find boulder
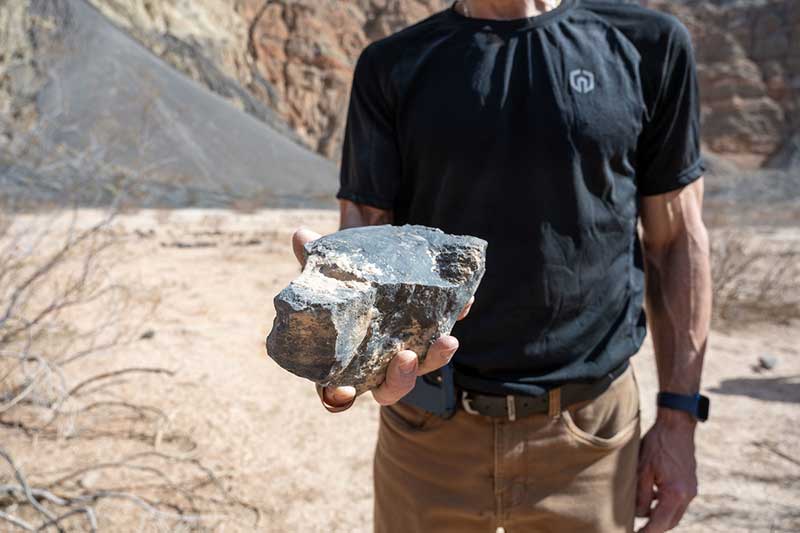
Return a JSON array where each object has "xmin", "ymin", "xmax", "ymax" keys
[{"xmin": 266, "ymin": 225, "xmax": 486, "ymax": 392}]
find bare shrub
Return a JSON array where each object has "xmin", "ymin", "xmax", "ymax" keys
[
  {"xmin": 0, "ymin": 206, "xmax": 260, "ymax": 531},
  {"xmin": 711, "ymin": 231, "xmax": 800, "ymax": 324},
  {"xmin": 1, "ymin": 43, "xmax": 262, "ymax": 526}
]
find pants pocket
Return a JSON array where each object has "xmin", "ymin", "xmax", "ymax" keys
[
  {"xmin": 561, "ymin": 408, "xmax": 640, "ymax": 449},
  {"xmin": 560, "ymin": 366, "xmax": 640, "ymax": 450}
]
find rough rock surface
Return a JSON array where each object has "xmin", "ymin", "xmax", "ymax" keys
[{"xmin": 266, "ymin": 225, "xmax": 487, "ymax": 392}]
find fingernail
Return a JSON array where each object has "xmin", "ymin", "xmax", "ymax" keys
[
  {"xmin": 399, "ymin": 356, "xmax": 417, "ymax": 375},
  {"xmin": 332, "ymin": 386, "xmax": 355, "ymax": 403}
]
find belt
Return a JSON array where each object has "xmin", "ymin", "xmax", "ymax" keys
[{"xmin": 459, "ymin": 363, "xmax": 629, "ymax": 421}]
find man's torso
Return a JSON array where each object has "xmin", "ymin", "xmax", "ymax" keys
[{"xmin": 339, "ymin": 0, "xmax": 702, "ymax": 395}]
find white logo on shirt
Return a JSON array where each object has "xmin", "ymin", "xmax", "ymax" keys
[{"xmin": 569, "ymin": 69, "xmax": 595, "ymax": 94}]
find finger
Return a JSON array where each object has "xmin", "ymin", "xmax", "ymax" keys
[
  {"xmin": 457, "ymin": 296, "xmax": 474, "ymax": 321},
  {"xmin": 667, "ymin": 484, "xmax": 697, "ymax": 530},
  {"xmin": 321, "ymin": 385, "xmax": 356, "ymax": 410},
  {"xmin": 668, "ymin": 499, "xmax": 692, "ymax": 531},
  {"xmin": 637, "ymin": 494, "xmax": 680, "ymax": 533},
  {"xmin": 372, "ymin": 350, "xmax": 418, "ymax": 406},
  {"xmin": 636, "ymin": 467, "xmax": 655, "ymax": 517},
  {"xmin": 416, "ymin": 335, "xmax": 459, "ymax": 376},
  {"xmin": 292, "ymin": 227, "xmax": 321, "ymax": 266}
]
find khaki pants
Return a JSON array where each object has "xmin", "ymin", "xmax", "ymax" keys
[{"xmin": 374, "ymin": 366, "xmax": 641, "ymax": 533}]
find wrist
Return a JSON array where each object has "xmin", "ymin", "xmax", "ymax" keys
[
  {"xmin": 656, "ymin": 406, "xmax": 697, "ymax": 430},
  {"xmin": 657, "ymin": 390, "xmax": 710, "ymax": 424}
]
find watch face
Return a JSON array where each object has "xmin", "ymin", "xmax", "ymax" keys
[{"xmin": 697, "ymin": 395, "xmax": 710, "ymax": 422}]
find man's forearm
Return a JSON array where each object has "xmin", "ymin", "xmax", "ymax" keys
[{"xmin": 641, "ymin": 183, "xmax": 711, "ymax": 414}]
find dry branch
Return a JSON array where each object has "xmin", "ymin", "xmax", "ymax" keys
[
  {"xmin": 68, "ymin": 368, "xmax": 175, "ymax": 398},
  {"xmin": 0, "ymin": 446, "xmax": 59, "ymax": 528}
]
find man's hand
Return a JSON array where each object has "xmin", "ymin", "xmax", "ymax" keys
[
  {"xmin": 292, "ymin": 227, "xmax": 473, "ymax": 411},
  {"xmin": 636, "ymin": 410, "xmax": 698, "ymax": 533}
]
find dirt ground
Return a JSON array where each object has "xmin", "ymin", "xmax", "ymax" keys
[{"xmin": 4, "ymin": 208, "xmax": 799, "ymax": 532}]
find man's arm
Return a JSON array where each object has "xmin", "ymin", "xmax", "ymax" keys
[
  {"xmin": 636, "ymin": 178, "xmax": 711, "ymax": 533},
  {"xmin": 293, "ymin": 199, "xmax": 472, "ymax": 412}
]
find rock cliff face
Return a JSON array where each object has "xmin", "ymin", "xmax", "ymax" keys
[
  {"xmin": 88, "ymin": 0, "xmax": 796, "ymax": 168},
  {"xmin": 646, "ymin": 0, "xmax": 799, "ymax": 168}
]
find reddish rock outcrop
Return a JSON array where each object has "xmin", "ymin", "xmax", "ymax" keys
[
  {"xmin": 238, "ymin": 0, "xmax": 449, "ymax": 158},
  {"xmin": 646, "ymin": 0, "xmax": 799, "ymax": 167}
]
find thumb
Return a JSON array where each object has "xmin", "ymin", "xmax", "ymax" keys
[{"xmin": 292, "ymin": 227, "xmax": 321, "ymax": 266}]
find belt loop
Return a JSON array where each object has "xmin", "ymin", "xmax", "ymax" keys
[{"xmin": 548, "ymin": 388, "xmax": 561, "ymax": 418}]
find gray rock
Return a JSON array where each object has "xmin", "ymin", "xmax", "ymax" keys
[
  {"xmin": 266, "ymin": 225, "xmax": 487, "ymax": 392},
  {"xmin": 758, "ymin": 354, "xmax": 778, "ymax": 370}
]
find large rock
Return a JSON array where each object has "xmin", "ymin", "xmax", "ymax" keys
[{"xmin": 266, "ymin": 225, "xmax": 487, "ymax": 392}]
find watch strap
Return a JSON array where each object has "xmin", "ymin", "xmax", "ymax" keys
[{"xmin": 657, "ymin": 392, "xmax": 710, "ymax": 422}]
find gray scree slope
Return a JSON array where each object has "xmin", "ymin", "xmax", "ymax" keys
[
  {"xmin": 2, "ymin": 0, "xmax": 336, "ymax": 207},
  {"xmin": 266, "ymin": 225, "xmax": 487, "ymax": 392}
]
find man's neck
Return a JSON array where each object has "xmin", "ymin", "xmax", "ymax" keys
[{"xmin": 461, "ymin": 0, "xmax": 561, "ymax": 20}]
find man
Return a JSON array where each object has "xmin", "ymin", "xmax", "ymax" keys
[{"xmin": 291, "ymin": 0, "xmax": 711, "ymax": 531}]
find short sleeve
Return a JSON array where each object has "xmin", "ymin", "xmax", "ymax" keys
[
  {"xmin": 636, "ymin": 21, "xmax": 705, "ymax": 196},
  {"xmin": 337, "ymin": 45, "xmax": 402, "ymax": 209}
]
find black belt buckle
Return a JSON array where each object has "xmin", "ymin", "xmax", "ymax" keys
[{"xmin": 399, "ymin": 363, "xmax": 457, "ymax": 418}]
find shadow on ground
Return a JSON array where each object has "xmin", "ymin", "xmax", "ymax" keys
[{"xmin": 710, "ymin": 375, "xmax": 800, "ymax": 403}]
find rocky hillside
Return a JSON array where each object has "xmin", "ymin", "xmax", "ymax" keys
[
  {"xmin": 0, "ymin": 0, "xmax": 337, "ymax": 207},
  {"xmin": 646, "ymin": 0, "xmax": 799, "ymax": 168},
  {"xmin": 88, "ymin": 0, "xmax": 797, "ymax": 168},
  {"xmin": 1, "ymin": 0, "xmax": 796, "ymax": 209},
  {"xmin": 88, "ymin": 0, "xmax": 451, "ymax": 160}
]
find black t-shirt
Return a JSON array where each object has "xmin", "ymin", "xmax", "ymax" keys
[{"xmin": 337, "ymin": 0, "xmax": 704, "ymax": 395}]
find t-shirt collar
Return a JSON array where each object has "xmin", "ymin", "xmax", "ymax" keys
[{"xmin": 446, "ymin": 0, "xmax": 577, "ymax": 30}]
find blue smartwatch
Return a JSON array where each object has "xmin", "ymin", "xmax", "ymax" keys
[{"xmin": 656, "ymin": 392, "xmax": 710, "ymax": 422}]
